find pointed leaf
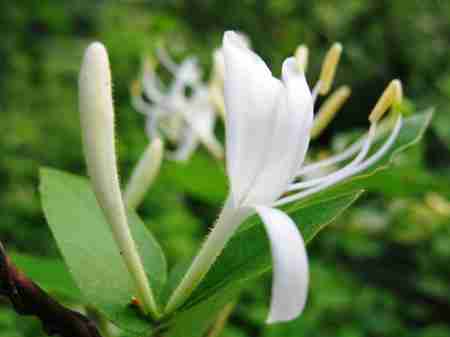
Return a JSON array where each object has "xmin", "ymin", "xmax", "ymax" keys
[{"xmin": 40, "ymin": 168, "xmax": 166, "ymax": 334}]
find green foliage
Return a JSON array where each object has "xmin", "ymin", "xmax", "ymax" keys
[{"xmin": 0, "ymin": 1, "xmax": 449, "ymax": 337}]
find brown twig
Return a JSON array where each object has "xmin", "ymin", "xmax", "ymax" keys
[{"xmin": 0, "ymin": 241, "xmax": 103, "ymax": 337}]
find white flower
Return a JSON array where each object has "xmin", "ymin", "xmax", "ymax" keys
[
  {"xmin": 165, "ymin": 31, "xmax": 404, "ymax": 323},
  {"xmin": 131, "ymin": 51, "xmax": 223, "ymax": 161}
]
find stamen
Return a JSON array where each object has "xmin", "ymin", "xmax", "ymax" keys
[
  {"xmin": 318, "ymin": 43, "xmax": 342, "ymax": 95},
  {"xmin": 289, "ymin": 122, "xmax": 376, "ymax": 191},
  {"xmin": 311, "ymin": 81, "xmax": 322, "ymax": 104},
  {"xmin": 276, "ymin": 116, "xmax": 403, "ymax": 206},
  {"xmin": 311, "ymin": 86, "xmax": 351, "ymax": 139},
  {"xmin": 295, "ymin": 45, "xmax": 309, "ymax": 73},
  {"xmin": 297, "ymin": 138, "xmax": 363, "ymax": 176},
  {"xmin": 369, "ymin": 79, "xmax": 403, "ymax": 123}
]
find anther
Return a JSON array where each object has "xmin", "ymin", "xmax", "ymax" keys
[
  {"xmin": 311, "ymin": 86, "xmax": 351, "ymax": 139},
  {"xmin": 318, "ymin": 43, "xmax": 342, "ymax": 95},
  {"xmin": 369, "ymin": 79, "xmax": 403, "ymax": 123}
]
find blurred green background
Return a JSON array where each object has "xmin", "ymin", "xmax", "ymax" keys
[{"xmin": 1, "ymin": 1, "xmax": 450, "ymax": 336}]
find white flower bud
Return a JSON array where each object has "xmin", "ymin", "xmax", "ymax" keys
[
  {"xmin": 79, "ymin": 42, "xmax": 158, "ymax": 317},
  {"xmin": 124, "ymin": 138, "xmax": 164, "ymax": 210}
]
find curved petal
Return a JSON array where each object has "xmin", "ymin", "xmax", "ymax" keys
[
  {"xmin": 254, "ymin": 206, "xmax": 309, "ymax": 323},
  {"xmin": 223, "ymin": 31, "xmax": 283, "ymax": 206},
  {"xmin": 245, "ymin": 58, "xmax": 313, "ymax": 205}
]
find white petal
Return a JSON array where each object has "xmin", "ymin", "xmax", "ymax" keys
[
  {"xmin": 245, "ymin": 57, "xmax": 313, "ymax": 205},
  {"xmin": 223, "ymin": 31, "xmax": 283, "ymax": 206},
  {"xmin": 254, "ymin": 206, "xmax": 309, "ymax": 323}
]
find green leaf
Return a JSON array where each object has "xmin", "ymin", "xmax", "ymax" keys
[
  {"xmin": 40, "ymin": 168, "xmax": 167, "ymax": 334},
  {"xmin": 163, "ymin": 152, "xmax": 227, "ymax": 204},
  {"xmin": 128, "ymin": 212, "xmax": 167, "ymax": 298},
  {"xmin": 10, "ymin": 252, "xmax": 80, "ymax": 300}
]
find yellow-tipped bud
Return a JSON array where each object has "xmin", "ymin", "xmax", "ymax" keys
[
  {"xmin": 124, "ymin": 138, "xmax": 164, "ymax": 210},
  {"xmin": 369, "ymin": 79, "xmax": 403, "ymax": 123},
  {"xmin": 295, "ymin": 45, "xmax": 309, "ymax": 72},
  {"xmin": 318, "ymin": 43, "xmax": 342, "ymax": 95},
  {"xmin": 79, "ymin": 42, "xmax": 158, "ymax": 318},
  {"xmin": 311, "ymin": 86, "xmax": 351, "ymax": 139}
]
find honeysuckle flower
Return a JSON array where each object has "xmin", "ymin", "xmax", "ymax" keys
[
  {"xmin": 165, "ymin": 31, "xmax": 404, "ymax": 323},
  {"xmin": 131, "ymin": 52, "xmax": 223, "ymax": 161},
  {"xmin": 79, "ymin": 42, "xmax": 159, "ymax": 318}
]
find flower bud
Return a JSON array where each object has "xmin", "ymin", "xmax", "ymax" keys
[
  {"xmin": 124, "ymin": 138, "xmax": 164, "ymax": 210},
  {"xmin": 79, "ymin": 42, "xmax": 158, "ymax": 317}
]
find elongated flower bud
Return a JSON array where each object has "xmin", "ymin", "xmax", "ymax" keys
[
  {"xmin": 318, "ymin": 43, "xmax": 342, "ymax": 95},
  {"xmin": 311, "ymin": 86, "xmax": 351, "ymax": 139},
  {"xmin": 124, "ymin": 138, "xmax": 164, "ymax": 210},
  {"xmin": 295, "ymin": 45, "xmax": 309, "ymax": 73},
  {"xmin": 369, "ymin": 79, "xmax": 403, "ymax": 123},
  {"xmin": 79, "ymin": 42, "xmax": 158, "ymax": 317}
]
